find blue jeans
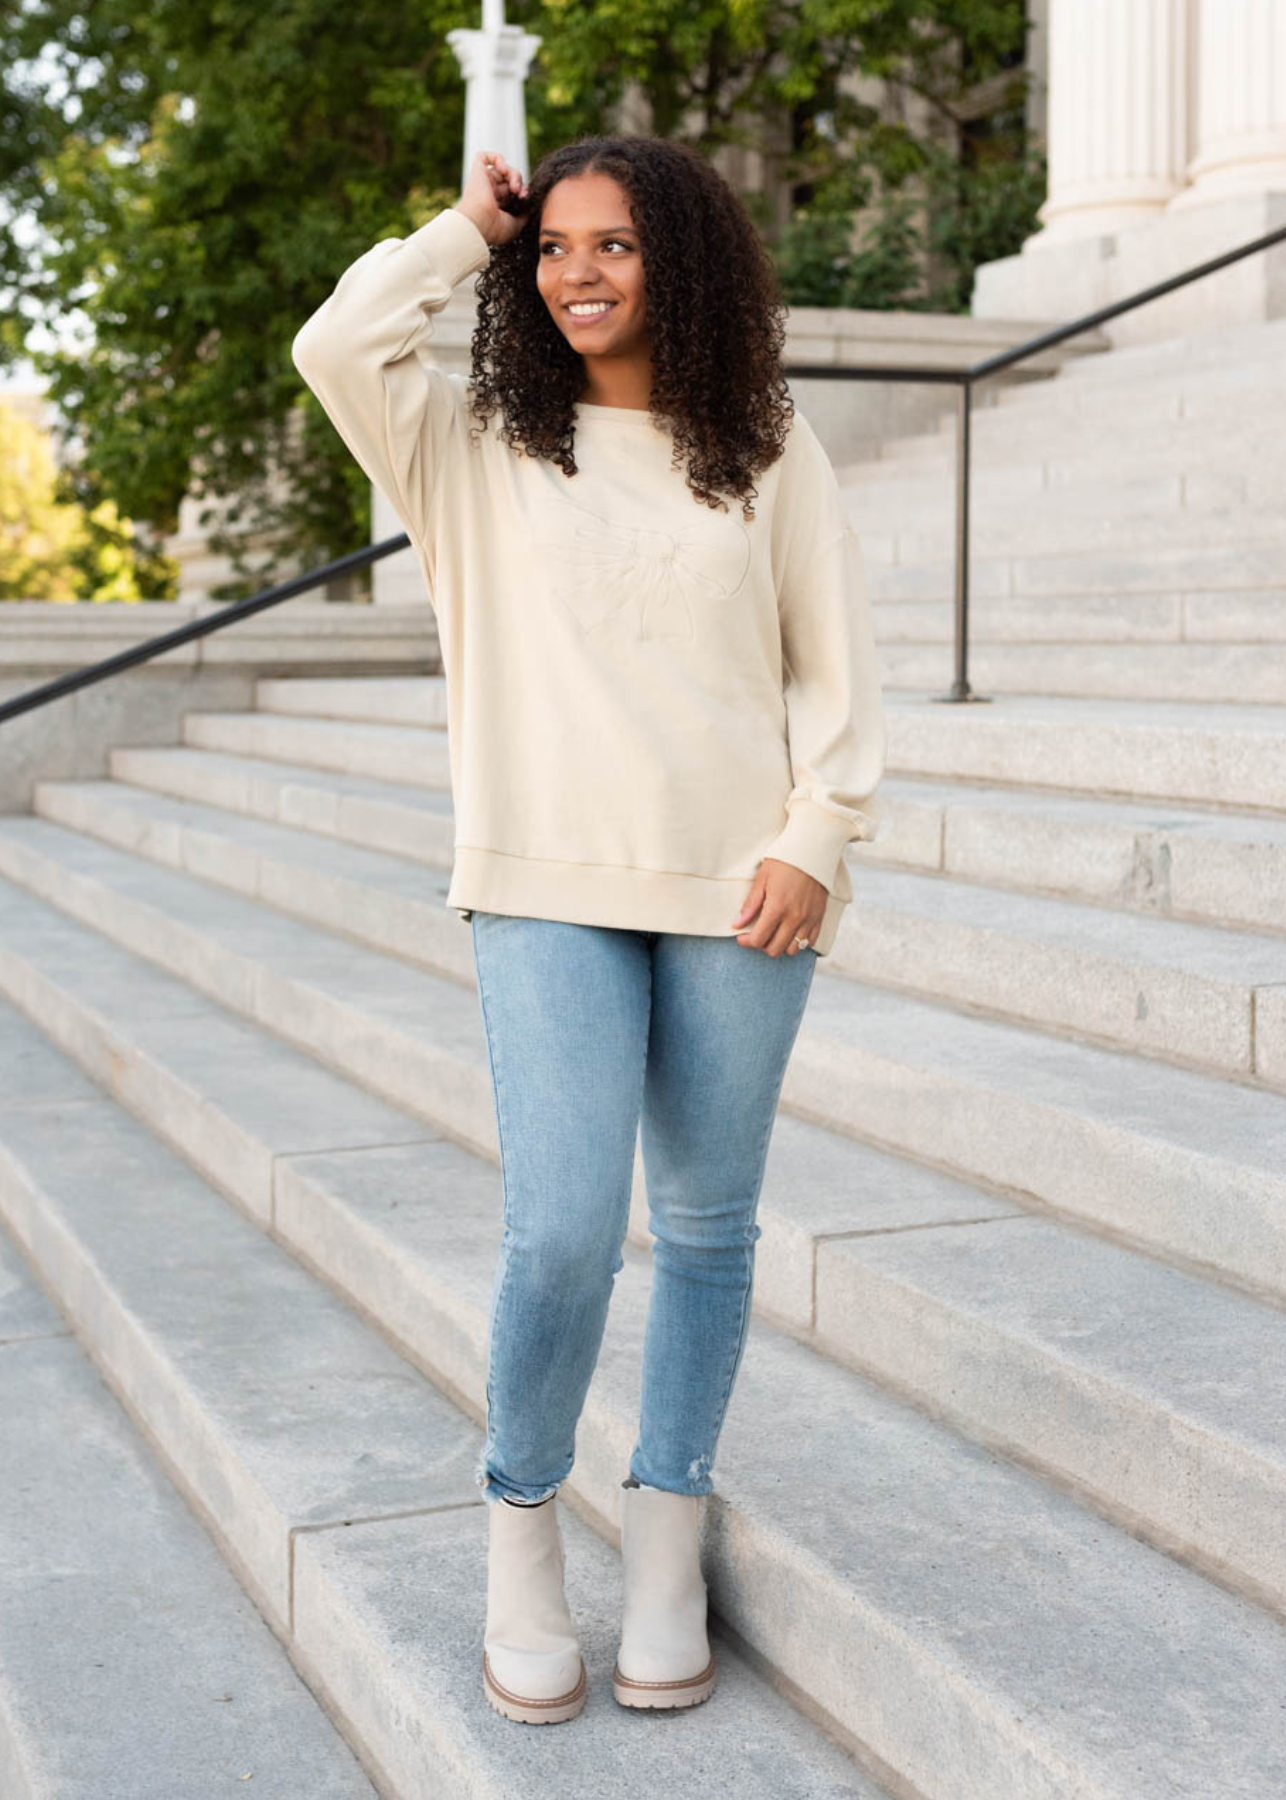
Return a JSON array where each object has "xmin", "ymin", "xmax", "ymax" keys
[{"xmin": 469, "ymin": 911, "xmax": 818, "ymax": 1508}]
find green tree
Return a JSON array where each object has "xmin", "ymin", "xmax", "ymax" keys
[
  {"xmin": 0, "ymin": 395, "xmax": 146, "ymax": 599},
  {"xmin": 1, "ymin": 0, "xmax": 1043, "ymax": 594}
]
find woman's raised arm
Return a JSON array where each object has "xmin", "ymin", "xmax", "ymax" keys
[{"xmin": 290, "ymin": 151, "xmax": 529, "ymax": 548}]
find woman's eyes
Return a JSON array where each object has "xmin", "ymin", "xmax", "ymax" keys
[{"xmin": 539, "ymin": 239, "xmax": 633, "ymax": 255}]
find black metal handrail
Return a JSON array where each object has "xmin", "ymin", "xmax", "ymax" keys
[
  {"xmin": 0, "ymin": 535, "xmax": 412, "ymax": 725},
  {"xmin": 5, "ymin": 216, "xmax": 1285, "ymax": 728}
]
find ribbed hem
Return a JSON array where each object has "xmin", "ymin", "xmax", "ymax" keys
[
  {"xmin": 759, "ymin": 797, "xmax": 875, "ymax": 897},
  {"xmin": 446, "ymin": 847, "xmax": 846, "ymax": 955}
]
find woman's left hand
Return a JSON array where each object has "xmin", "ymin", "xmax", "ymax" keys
[{"xmin": 730, "ymin": 859, "xmax": 827, "ymax": 957}]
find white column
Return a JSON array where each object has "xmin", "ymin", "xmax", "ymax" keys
[
  {"xmin": 446, "ymin": 2, "xmax": 541, "ymax": 189},
  {"xmin": 1170, "ymin": 0, "xmax": 1286, "ymax": 208},
  {"xmin": 374, "ymin": 3, "xmax": 540, "ymax": 603},
  {"xmin": 1026, "ymin": 0, "xmax": 1191, "ymax": 246}
]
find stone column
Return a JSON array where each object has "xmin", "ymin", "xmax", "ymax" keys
[
  {"xmin": 374, "ymin": 0, "xmax": 540, "ymax": 604},
  {"xmin": 1026, "ymin": 0, "xmax": 1191, "ymax": 245},
  {"xmin": 1170, "ymin": 0, "xmax": 1286, "ymax": 209}
]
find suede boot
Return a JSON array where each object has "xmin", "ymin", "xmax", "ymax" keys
[
  {"xmin": 482, "ymin": 1492, "xmax": 587, "ymax": 1724},
  {"xmin": 612, "ymin": 1478, "xmax": 717, "ymax": 1708}
]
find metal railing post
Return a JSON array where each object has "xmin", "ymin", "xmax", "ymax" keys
[{"xmin": 939, "ymin": 376, "xmax": 987, "ymax": 705}]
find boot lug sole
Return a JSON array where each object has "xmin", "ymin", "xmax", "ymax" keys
[
  {"xmin": 482, "ymin": 1651, "xmax": 588, "ymax": 1724},
  {"xmin": 611, "ymin": 1652, "xmax": 717, "ymax": 1709}
]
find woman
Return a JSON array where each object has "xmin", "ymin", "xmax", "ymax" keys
[{"xmin": 291, "ymin": 133, "xmax": 886, "ymax": 1727}]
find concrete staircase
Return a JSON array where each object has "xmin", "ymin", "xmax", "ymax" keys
[
  {"xmin": 2, "ymin": 664, "xmax": 1286, "ymax": 1797},
  {"xmin": 4, "ymin": 320, "xmax": 1286, "ymax": 1795},
  {"xmin": 842, "ymin": 311, "xmax": 1286, "ymax": 703}
]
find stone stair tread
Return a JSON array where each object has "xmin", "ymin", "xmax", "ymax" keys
[
  {"xmin": 0, "ymin": 876, "xmax": 445, "ymax": 1170},
  {"xmin": 0, "ymin": 1001, "xmax": 1282, "ymax": 1796},
  {"xmin": 0, "ymin": 1228, "xmax": 379, "ymax": 1800},
  {"xmin": 3, "ymin": 885, "xmax": 1282, "ymax": 1583},
  {"xmin": 821, "ymin": 1212, "xmax": 1286, "ymax": 1457},
  {"xmin": 801, "ymin": 973, "xmax": 1286, "ymax": 1176},
  {"xmin": 51, "ymin": 772, "xmax": 1286, "ymax": 983},
  {"xmin": 186, "ymin": 709, "xmax": 448, "ymax": 754},
  {"xmin": 0, "ymin": 1098, "xmax": 483, "ymax": 1622},
  {"xmin": 179, "ymin": 687, "xmax": 1286, "ymax": 808},
  {"xmin": 0, "ymin": 1014, "xmax": 893, "ymax": 1798},
  {"xmin": 0, "ymin": 812, "xmax": 483, "ymax": 1044},
  {"xmin": 107, "ymin": 739, "xmax": 1286, "ymax": 858},
  {"xmin": 850, "ymin": 861, "xmax": 1286, "ymax": 982},
  {"xmin": 2, "ymin": 811, "xmax": 1284, "ymax": 1203},
  {"xmin": 875, "ymin": 772, "xmax": 1286, "ymax": 836},
  {"xmin": 31, "ymin": 775, "xmax": 1286, "ymax": 1087},
  {"xmin": 255, "ymin": 677, "xmax": 1286, "ymax": 738},
  {"xmin": 80, "ymin": 749, "xmax": 1286, "ymax": 949},
  {"xmin": 39, "ymin": 777, "xmax": 454, "ymax": 894},
  {"xmin": 284, "ymin": 1141, "xmax": 1286, "ymax": 1798},
  {"xmin": 296, "ymin": 1501, "xmax": 894, "ymax": 1798},
  {"xmin": 255, "ymin": 675, "xmax": 447, "ymax": 726},
  {"xmin": 180, "ymin": 709, "xmax": 453, "ymax": 788},
  {"xmin": 0, "ymin": 867, "xmax": 1023, "ymax": 1316},
  {"xmin": 114, "ymin": 742, "xmax": 455, "ymax": 812}
]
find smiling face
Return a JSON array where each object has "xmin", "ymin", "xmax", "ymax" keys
[{"xmin": 535, "ymin": 170, "xmax": 650, "ymax": 379}]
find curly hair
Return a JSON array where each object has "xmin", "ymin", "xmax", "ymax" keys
[{"xmin": 462, "ymin": 134, "xmax": 795, "ymax": 522}]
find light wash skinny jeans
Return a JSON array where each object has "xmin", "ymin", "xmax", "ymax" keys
[{"xmin": 469, "ymin": 910, "xmax": 817, "ymax": 1509}]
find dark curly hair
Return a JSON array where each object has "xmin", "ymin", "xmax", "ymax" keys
[{"xmin": 462, "ymin": 133, "xmax": 795, "ymax": 522}]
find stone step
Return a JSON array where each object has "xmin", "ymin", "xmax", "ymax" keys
[
  {"xmin": 884, "ymin": 692, "xmax": 1286, "ymax": 813},
  {"xmin": 982, "ymin": 350, "xmax": 1286, "ymax": 422},
  {"xmin": 870, "ymin": 774, "xmax": 1286, "ymax": 937},
  {"xmin": 5, "ymin": 884, "xmax": 1286, "ymax": 1618},
  {"xmin": 877, "ymin": 641, "xmax": 1286, "ymax": 706},
  {"xmin": 815, "ymin": 1210, "xmax": 1286, "ymax": 1619},
  {"xmin": 1, "ymin": 1001, "xmax": 1282, "ymax": 1799},
  {"xmin": 183, "ymin": 706, "xmax": 454, "ymax": 785},
  {"xmin": 33, "ymin": 773, "xmax": 473, "ymax": 986},
  {"xmin": 0, "ymin": 1225, "xmax": 380, "ymax": 1800},
  {"xmin": 866, "ymin": 534, "xmax": 1286, "ymax": 600},
  {"xmin": 834, "ymin": 860, "xmax": 1286, "ymax": 1082},
  {"xmin": 110, "ymin": 741, "xmax": 455, "ymax": 864},
  {"xmin": 30, "ymin": 774, "xmax": 1286, "ymax": 1085},
  {"xmin": 856, "ymin": 468, "xmax": 1248, "ymax": 537},
  {"xmin": 196, "ymin": 683, "xmax": 1286, "ymax": 815},
  {"xmin": 876, "ymin": 592, "xmax": 1183, "ymax": 642},
  {"xmin": 889, "ymin": 364, "xmax": 1286, "ymax": 454},
  {"xmin": 0, "ymin": 1006, "xmax": 885, "ymax": 1800},
  {"xmin": 0, "ymin": 857, "xmax": 1010, "ymax": 1397},
  {"xmin": 0, "ymin": 816, "xmax": 1283, "ymax": 1309},
  {"xmin": 874, "ymin": 592, "xmax": 1286, "ymax": 645},
  {"xmin": 98, "ymin": 742, "xmax": 1286, "ymax": 937},
  {"xmin": 255, "ymin": 674, "xmax": 450, "ymax": 725},
  {"xmin": 841, "ymin": 412, "xmax": 1285, "ymax": 488},
  {"xmin": 888, "ymin": 506, "xmax": 1286, "ymax": 567},
  {"xmin": 995, "ymin": 314, "xmax": 1286, "ymax": 393}
]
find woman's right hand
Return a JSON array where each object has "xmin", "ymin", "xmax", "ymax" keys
[{"xmin": 455, "ymin": 149, "xmax": 532, "ymax": 247}]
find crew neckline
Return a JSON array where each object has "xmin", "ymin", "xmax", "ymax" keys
[{"xmin": 574, "ymin": 400, "xmax": 661, "ymax": 424}]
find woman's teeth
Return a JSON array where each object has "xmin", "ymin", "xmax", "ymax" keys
[{"xmin": 568, "ymin": 302, "xmax": 615, "ymax": 317}]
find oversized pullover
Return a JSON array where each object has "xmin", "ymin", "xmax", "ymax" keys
[{"xmin": 291, "ymin": 204, "xmax": 886, "ymax": 955}]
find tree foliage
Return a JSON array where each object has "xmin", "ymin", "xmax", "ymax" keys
[
  {"xmin": 0, "ymin": 396, "xmax": 144, "ymax": 599},
  {"xmin": 1, "ymin": 0, "xmax": 1042, "ymax": 596}
]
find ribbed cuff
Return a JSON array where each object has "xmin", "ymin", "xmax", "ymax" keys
[
  {"xmin": 759, "ymin": 797, "xmax": 875, "ymax": 893},
  {"xmin": 405, "ymin": 206, "xmax": 494, "ymax": 286}
]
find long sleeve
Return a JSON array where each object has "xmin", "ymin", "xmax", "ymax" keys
[
  {"xmin": 290, "ymin": 205, "xmax": 493, "ymax": 549},
  {"xmin": 760, "ymin": 414, "xmax": 887, "ymax": 894}
]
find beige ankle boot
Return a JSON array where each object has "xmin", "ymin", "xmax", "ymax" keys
[
  {"xmin": 612, "ymin": 1479, "xmax": 717, "ymax": 1709},
  {"xmin": 482, "ymin": 1494, "xmax": 587, "ymax": 1724}
]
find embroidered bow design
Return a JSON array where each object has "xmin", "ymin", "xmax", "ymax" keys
[{"xmin": 534, "ymin": 496, "xmax": 751, "ymax": 641}]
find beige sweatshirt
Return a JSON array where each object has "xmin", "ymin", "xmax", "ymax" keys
[{"xmin": 291, "ymin": 203, "xmax": 886, "ymax": 955}]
